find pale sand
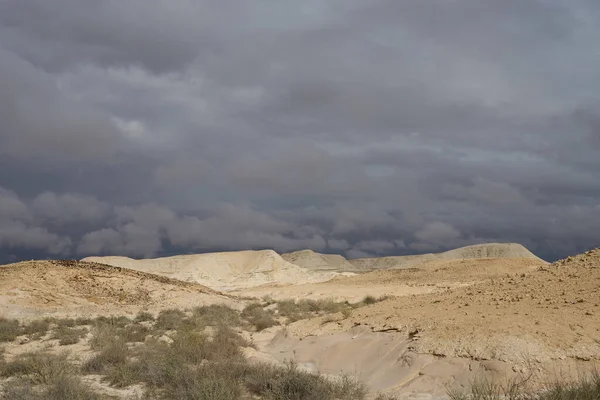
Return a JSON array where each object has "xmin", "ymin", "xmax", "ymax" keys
[
  {"xmin": 350, "ymin": 242, "xmax": 546, "ymax": 270},
  {"xmin": 1, "ymin": 244, "xmax": 598, "ymax": 399},
  {"xmin": 83, "ymin": 249, "xmax": 348, "ymax": 291}
]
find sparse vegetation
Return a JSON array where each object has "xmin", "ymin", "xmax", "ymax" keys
[
  {"xmin": 51, "ymin": 325, "xmax": 88, "ymax": 345},
  {"xmin": 134, "ymin": 311, "xmax": 155, "ymax": 322},
  {"xmin": 448, "ymin": 372, "xmax": 600, "ymax": 400},
  {"xmin": 0, "ymin": 317, "xmax": 20, "ymax": 342},
  {"xmin": 155, "ymin": 308, "xmax": 187, "ymax": 331},
  {"xmin": 192, "ymin": 304, "xmax": 243, "ymax": 327},
  {"xmin": 274, "ymin": 296, "xmax": 389, "ymax": 323},
  {"xmin": 1, "ymin": 372, "xmax": 101, "ymax": 400},
  {"xmin": 242, "ymin": 303, "xmax": 279, "ymax": 331},
  {"xmin": 21, "ymin": 319, "xmax": 51, "ymax": 339},
  {"xmin": 0, "ymin": 351, "xmax": 75, "ymax": 384}
]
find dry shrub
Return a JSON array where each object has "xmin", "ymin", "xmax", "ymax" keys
[
  {"xmin": 154, "ymin": 309, "xmax": 187, "ymax": 331},
  {"xmin": 134, "ymin": 311, "xmax": 155, "ymax": 322},
  {"xmin": 0, "ymin": 317, "xmax": 20, "ymax": 342},
  {"xmin": 51, "ymin": 326, "xmax": 88, "ymax": 345},
  {"xmin": 1, "ymin": 374, "xmax": 100, "ymax": 400},
  {"xmin": 242, "ymin": 303, "xmax": 278, "ymax": 331},
  {"xmin": 21, "ymin": 319, "xmax": 51, "ymax": 339},
  {"xmin": 82, "ymin": 339, "xmax": 129, "ymax": 374},
  {"xmin": 0, "ymin": 351, "xmax": 74, "ymax": 385},
  {"xmin": 244, "ymin": 361, "xmax": 367, "ymax": 400},
  {"xmin": 191, "ymin": 304, "xmax": 242, "ymax": 327}
]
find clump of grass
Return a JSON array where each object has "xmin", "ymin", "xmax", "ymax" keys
[
  {"xmin": 540, "ymin": 372, "xmax": 600, "ymax": 400},
  {"xmin": 54, "ymin": 318, "xmax": 77, "ymax": 328},
  {"xmin": 155, "ymin": 308, "xmax": 187, "ymax": 331},
  {"xmin": 242, "ymin": 303, "xmax": 279, "ymax": 331},
  {"xmin": 448, "ymin": 372, "xmax": 600, "ymax": 400},
  {"xmin": 0, "ymin": 351, "xmax": 75, "ymax": 384},
  {"xmin": 82, "ymin": 339, "xmax": 129, "ymax": 374},
  {"xmin": 2, "ymin": 373, "xmax": 101, "ymax": 400},
  {"xmin": 374, "ymin": 394, "xmax": 399, "ymax": 400},
  {"xmin": 75, "ymin": 317, "xmax": 93, "ymax": 325},
  {"xmin": 275, "ymin": 299, "xmax": 353, "ymax": 322},
  {"xmin": 89, "ymin": 322, "xmax": 120, "ymax": 351},
  {"xmin": 93, "ymin": 315, "xmax": 131, "ymax": 328},
  {"xmin": 21, "ymin": 319, "xmax": 51, "ymax": 340},
  {"xmin": 191, "ymin": 304, "xmax": 243, "ymax": 327},
  {"xmin": 244, "ymin": 361, "xmax": 367, "ymax": 400},
  {"xmin": 134, "ymin": 311, "xmax": 155, "ymax": 323},
  {"xmin": 162, "ymin": 364, "xmax": 243, "ymax": 400},
  {"xmin": 121, "ymin": 323, "xmax": 151, "ymax": 342},
  {"xmin": 361, "ymin": 295, "xmax": 378, "ymax": 305},
  {"xmin": 0, "ymin": 317, "xmax": 21, "ymax": 342},
  {"xmin": 51, "ymin": 326, "xmax": 88, "ymax": 345}
]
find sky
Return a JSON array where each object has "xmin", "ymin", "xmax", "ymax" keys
[{"xmin": 1, "ymin": 0, "xmax": 599, "ymax": 263}]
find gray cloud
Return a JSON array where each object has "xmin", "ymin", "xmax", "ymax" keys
[{"xmin": 1, "ymin": 0, "xmax": 599, "ymax": 263}]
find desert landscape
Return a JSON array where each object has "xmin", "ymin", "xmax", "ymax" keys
[{"xmin": 1, "ymin": 243, "xmax": 598, "ymax": 399}]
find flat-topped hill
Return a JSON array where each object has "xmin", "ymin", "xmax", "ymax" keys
[{"xmin": 349, "ymin": 242, "xmax": 545, "ymax": 270}]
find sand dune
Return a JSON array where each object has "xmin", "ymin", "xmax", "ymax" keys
[
  {"xmin": 349, "ymin": 242, "xmax": 545, "ymax": 270},
  {"xmin": 83, "ymin": 250, "xmax": 345, "ymax": 291}
]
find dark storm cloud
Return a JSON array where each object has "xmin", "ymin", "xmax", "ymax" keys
[{"xmin": 1, "ymin": 0, "xmax": 599, "ymax": 263}]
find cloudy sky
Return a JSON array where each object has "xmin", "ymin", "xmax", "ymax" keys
[{"xmin": 1, "ymin": 0, "xmax": 599, "ymax": 263}]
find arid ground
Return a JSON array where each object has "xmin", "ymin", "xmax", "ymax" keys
[{"xmin": 1, "ymin": 243, "xmax": 598, "ymax": 399}]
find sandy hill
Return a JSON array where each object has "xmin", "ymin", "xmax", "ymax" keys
[
  {"xmin": 285, "ymin": 251, "xmax": 598, "ymax": 370},
  {"xmin": 349, "ymin": 242, "xmax": 545, "ymax": 270},
  {"xmin": 83, "ymin": 250, "xmax": 343, "ymax": 291},
  {"xmin": 281, "ymin": 249, "xmax": 360, "ymax": 272},
  {"xmin": 552, "ymin": 247, "xmax": 600, "ymax": 267},
  {"xmin": 0, "ymin": 260, "xmax": 229, "ymax": 319}
]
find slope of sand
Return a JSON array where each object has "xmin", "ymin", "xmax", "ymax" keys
[
  {"xmin": 83, "ymin": 250, "xmax": 345, "ymax": 291},
  {"xmin": 235, "ymin": 257, "xmax": 545, "ymax": 302},
  {"xmin": 349, "ymin": 242, "xmax": 545, "ymax": 270},
  {"xmin": 552, "ymin": 246, "xmax": 600, "ymax": 267},
  {"xmin": 242, "ymin": 251, "xmax": 597, "ymax": 397},
  {"xmin": 0, "ymin": 260, "xmax": 231, "ymax": 319},
  {"xmin": 281, "ymin": 249, "xmax": 361, "ymax": 272},
  {"xmin": 273, "ymin": 252, "xmax": 599, "ymax": 397}
]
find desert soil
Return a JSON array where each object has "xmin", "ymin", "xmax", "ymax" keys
[{"xmin": 1, "ymin": 244, "xmax": 598, "ymax": 399}]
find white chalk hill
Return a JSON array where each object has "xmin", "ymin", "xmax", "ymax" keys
[
  {"xmin": 349, "ymin": 243, "xmax": 545, "ymax": 270},
  {"xmin": 281, "ymin": 249, "xmax": 361, "ymax": 272},
  {"xmin": 83, "ymin": 250, "xmax": 343, "ymax": 291}
]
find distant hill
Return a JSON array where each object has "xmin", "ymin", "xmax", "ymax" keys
[
  {"xmin": 83, "ymin": 250, "xmax": 343, "ymax": 291},
  {"xmin": 281, "ymin": 249, "xmax": 361, "ymax": 272},
  {"xmin": 349, "ymin": 243, "xmax": 546, "ymax": 270}
]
